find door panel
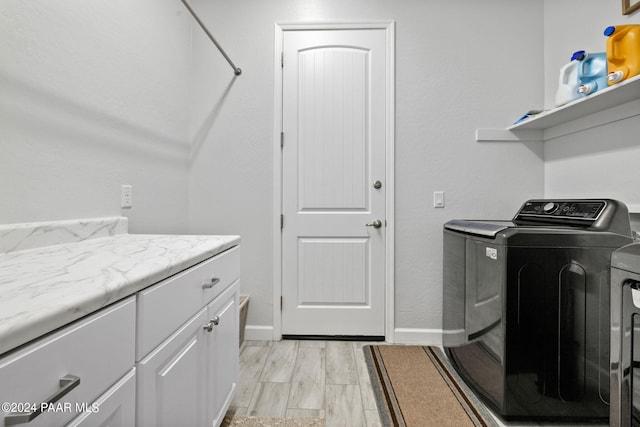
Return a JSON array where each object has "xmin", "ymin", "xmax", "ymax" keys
[
  {"xmin": 281, "ymin": 28, "xmax": 387, "ymax": 336},
  {"xmin": 298, "ymin": 237, "xmax": 369, "ymax": 305},
  {"xmin": 298, "ymin": 47, "xmax": 368, "ymax": 211}
]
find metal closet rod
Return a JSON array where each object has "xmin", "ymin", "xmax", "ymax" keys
[{"xmin": 180, "ymin": 0, "xmax": 242, "ymax": 76}]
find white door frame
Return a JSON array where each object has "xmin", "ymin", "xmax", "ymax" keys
[{"xmin": 273, "ymin": 21, "xmax": 395, "ymax": 341}]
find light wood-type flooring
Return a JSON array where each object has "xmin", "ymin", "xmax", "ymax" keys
[{"xmin": 228, "ymin": 339, "xmax": 382, "ymax": 426}]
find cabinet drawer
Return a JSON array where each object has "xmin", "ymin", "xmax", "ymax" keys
[
  {"xmin": 0, "ymin": 297, "xmax": 135, "ymax": 427},
  {"xmin": 136, "ymin": 246, "xmax": 240, "ymax": 360}
]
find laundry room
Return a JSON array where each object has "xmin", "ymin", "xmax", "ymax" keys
[{"xmin": 1, "ymin": 0, "xmax": 640, "ymax": 426}]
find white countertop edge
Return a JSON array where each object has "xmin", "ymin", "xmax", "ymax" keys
[{"xmin": 0, "ymin": 233, "xmax": 240, "ymax": 357}]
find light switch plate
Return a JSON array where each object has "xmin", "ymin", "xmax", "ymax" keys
[{"xmin": 434, "ymin": 191, "xmax": 445, "ymax": 208}]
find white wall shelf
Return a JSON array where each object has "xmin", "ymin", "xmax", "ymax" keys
[{"xmin": 476, "ymin": 73, "xmax": 640, "ymax": 142}]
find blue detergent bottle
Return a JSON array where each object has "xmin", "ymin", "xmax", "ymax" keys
[{"xmin": 575, "ymin": 51, "xmax": 608, "ymax": 97}]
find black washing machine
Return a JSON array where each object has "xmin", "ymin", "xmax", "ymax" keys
[
  {"xmin": 610, "ymin": 243, "xmax": 640, "ymax": 427},
  {"xmin": 443, "ymin": 199, "xmax": 633, "ymax": 421}
]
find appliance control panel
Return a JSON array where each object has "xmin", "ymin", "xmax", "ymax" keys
[{"xmin": 516, "ymin": 200, "xmax": 606, "ymax": 220}]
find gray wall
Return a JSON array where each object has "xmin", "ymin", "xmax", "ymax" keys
[
  {"xmin": 0, "ymin": 0, "xmax": 193, "ymax": 233},
  {"xmin": 187, "ymin": 0, "xmax": 546, "ymax": 340}
]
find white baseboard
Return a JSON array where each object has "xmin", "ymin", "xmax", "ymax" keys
[
  {"xmin": 244, "ymin": 325, "xmax": 275, "ymax": 341},
  {"xmin": 392, "ymin": 328, "xmax": 443, "ymax": 346}
]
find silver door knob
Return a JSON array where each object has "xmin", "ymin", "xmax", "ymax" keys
[
  {"xmin": 366, "ymin": 219, "xmax": 382, "ymax": 228},
  {"xmin": 373, "ymin": 180, "xmax": 382, "ymax": 189}
]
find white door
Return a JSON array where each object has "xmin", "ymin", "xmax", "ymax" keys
[{"xmin": 281, "ymin": 28, "xmax": 388, "ymax": 336}]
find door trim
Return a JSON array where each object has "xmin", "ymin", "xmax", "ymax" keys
[{"xmin": 272, "ymin": 21, "xmax": 395, "ymax": 341}]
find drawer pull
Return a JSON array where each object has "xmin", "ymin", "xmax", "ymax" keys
[
  {"xmin": 202, "ymin": 277, "xmax": 221, "ymax": 289},
  {"xmin": 4, "ymin": 374, "xmax": 80, "ymax": 426}
]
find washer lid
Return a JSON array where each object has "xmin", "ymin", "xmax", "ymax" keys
[{"xmin": 444, "ymin": 220, "xmax": 511, "ymax": 238}]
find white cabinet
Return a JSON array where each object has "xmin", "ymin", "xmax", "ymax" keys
[
  {"xmin": 207, "ymin": 285, "xmax": 239, "ymax": 426},
  {"xmin": 0, "ymin": 244, "xmax": 240, "ymax": 427},
  {"xmin": 0, "ymin": 297, "xmax": 136, "ymax": 427},
  {"xmin": 136, "ymin": 247, "xmax": 240, "ymax": 427}
]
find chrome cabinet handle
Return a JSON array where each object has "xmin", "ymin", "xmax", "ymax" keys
[
  {"xmin": 4, "ymin": 374, "xmax": 80, "ymax": 426},
  {"xmin": 365, "ymin": 219, "xmax": 382, "ymax": 229},
  {"xmin": 202, "ymin": 277, "xmax": 221, "ymax": 289},
  {"xmin": 203, "ymin": 316, "xmax": 220, "ymax": 332}
]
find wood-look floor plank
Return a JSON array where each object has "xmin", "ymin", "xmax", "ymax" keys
[
  {"xmin": 288, "ymin": 347, "xmax": 326, "ymax": 410},
  {"xmin": 326, "ymin": 341, "xmax": 358, "ymax": 385},
  {"xmin": 285, "ymin": 408, "xmax": 326, "ymax": 419},
  {"xmin": 353, "ymin": 345, "xmax": 378, "ymax": 411},
  {"xmin": 246, "ymin": 382, "xmax": 291, "ymax": 417},
  {"xmin": 259, "ymin": 339, "xmax": 299, "ymax": 383},
  {"xmin": 233, "ymin": 344, "xmax": 271, "ymax": 407},
  {"xmin": 325, "ymin": 384, "xmax": 366, "ymax": 427},
  {"xmin": 299, "ymin": 340, "xmax": 327, "ymax": 348},
  {"xmin": 364, "ymin": 409, "xmax": 382, "ymax": 426}
]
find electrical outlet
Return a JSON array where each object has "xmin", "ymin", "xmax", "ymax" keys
[
  {"xmin": 434, "ymin": 191, "xmax": 445, "ymax": 208},
  {"xmin": 121, "ymin": 185, "xmax": 132, "ymax": 209}
]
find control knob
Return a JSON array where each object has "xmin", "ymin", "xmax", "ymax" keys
[{"xmin": 543, "ymin": 202, "xmax": 558, "ymax": 214}]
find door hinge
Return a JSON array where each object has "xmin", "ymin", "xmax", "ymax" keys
[
  {"xmin": 280, "ymin": 296, "xmax": 283, "ymax": 311},
  {"xmin": 280, "ymin": 132, "xmax": 284, "ymax": 148},
  {"xmin": 280, "ymin": 214, "xmax": 284, "ymax": 229},
  {"xmin": 281, "ymin": 51, "xmax": 284, "ymax": 68}
]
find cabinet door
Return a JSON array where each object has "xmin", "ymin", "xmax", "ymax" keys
[
  {"xmin": 66, "ymin": 368, "xmax": 136, "ymax": 427},
  {"xmin": 137, "ymin": 308, "xmax": 208, "ymax": 427},
  {"xmin": 207, "ymin": 281, "xmax": 239, "ymax": 427}
]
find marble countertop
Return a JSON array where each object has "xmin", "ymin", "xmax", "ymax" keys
[{"xmin": 0, "ymin": 217, "xmax": 240, "ymax": 357}]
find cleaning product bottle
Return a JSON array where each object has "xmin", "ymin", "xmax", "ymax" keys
[
  {"xmin": 576, "ymin": 51, "xmax": 608, "ymax": 96},
  {"xmin": 604, "ymin": 24, "xmax": 640, "ymax": 85},
  {"xmin": 555, "ymin": 51, "xmax": 583, "ymax": 107}
]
